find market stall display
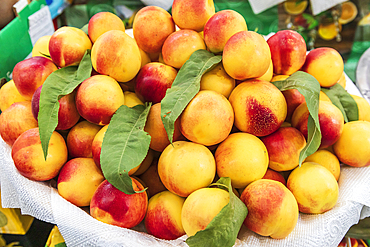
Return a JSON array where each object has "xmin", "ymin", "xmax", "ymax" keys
[{"xmin": 1, "ymin": 0, "xmax": 370, "ymax": 246}]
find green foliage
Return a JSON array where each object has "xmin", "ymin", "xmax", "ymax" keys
[
  {"xmin": 271, "ymin": 71, "xmax": 322, "ymax": 165},
  {"xmin": 161, "ymin": 50, "xmax": 222, "ymax": 143},
  {"xmin": 100, "ymin": 104, "xmax": 151, "ymax": 194},
  {"xmin": 38, "ymin": 50, "xmax": 92, "ymax": 160},
  {"xmin": 321, "ymin": 84, "xmax": 359, "ymax": 122},
  {"xmin": 186, "ymin": 177, "xmax": 248, "ymax": 247}
]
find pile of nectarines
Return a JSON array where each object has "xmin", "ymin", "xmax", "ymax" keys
[{"xmin": 1, "ymin": 0, "xmax": 370, "ymax": 245}]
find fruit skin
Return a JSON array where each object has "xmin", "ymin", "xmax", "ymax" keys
[
  {"xmin": 267, "ymin": 30, "xmax": 307, "ymax": 75},
  {"xmin": 88, "ymin": 12, "xmax": 125, "ymax": 43},
  {"xmin": 203, "ymin": 9, "xmax": 248, "ymax": 54},
  {"xmin": 240, "ymin": 179, "xmax": 299, "ymax": 239},
  {"xmin": 0, "ymin": 101, "xmax": 38, "ymax": 146},
  {"xmin": 262, "ymin": 168, "xmax": 287, "ymax": 186},
  {"xmin": 75, "ymin": 75, "xmax": 124, "ymax": 126},
  {"xmin": 162, "ymin": 29, "xmax": 206, "ymax": 69},
  {"xmin": 133, "ymin": 6, "xmax": 175, "ymax": 54},
  {"xmin": 31, "ymin": 85, "xmax": 80, "ymax": 130},
  {"xmin": 144, "ymin": 103, "xmax": 183, "ymax": 152},
  {"xmin": 301, "ymin": 47, "xmax": 344, "ymax": 88},
  {"xmin": 180, "ymin": 90, "xmax": 234, "ymax": 146},
  {"xmin": 336, "ymin": 71, "xmax": 346, "ymax": 88},
  {"xmin": 229, "ymin": 79, "xmax": 287, "ymax": 137},
  {"xmin": 66, "ymin": 121, "xmax": 102, "ymax": 158},
  {"xmin": 91, "ymin": 125, "xmax": 108, "ymax": 170},
  {"xmin": 287, "ymin": 162, "xmax": 339, "ymax": 214},
  {"xmin": 158, "ymin": 141, "xmax": 216, "ymax": 197},
  {"xmin": 304, "ymin": 150, "xmax": 340, "ymax": 181},
  {"xmin": 132, "ymin": 149, "xmax": 154, "ymax": 176},
  {"xmin": 260, "ymin": 127, "xmax": 306, "ymax": 172},
  {"xmin": 222, "ymin": 31, "xmax": 271, "ymax": 80},
  {"xmin": 257, "ymin": 59, "xmax": 274, "ymax": 82},
  {"xmin": 0, "ymin": 80, "xmax": 27, "ymax": 112},
  {"xmin": 215, "ymin": 132, "xmax": 269, "ymax": 188},
  {"xmin": 32, "ymin": 35, "xmax": 52, "ymax": 58},
  {"xmin": 333, "ymin": 121, "xmax": 370, "ymax": 167},
  {"xmin": 12, "ymin": 56, "xmax": 58, "ymax": 100},
  {"xmin": 11, "ymin": 128, "xmax": 68, "ymax": 181},
  {"xmin": 91, "ymin": 30, "xmax": 141, "ymax": 83},
  {"xmin": 123, "ymin": 91, "xmax": 144, "ymax": 108},
  {"xmin": 145, "ymin": 191, "xmax": 186, "ymax": 240},
  {"xmin": 271, "ymin": 74, "xmax": 289, "ymax": 82},
  {"xmin": 49, "ymin": 26, "xmax": 92, "ymax": 68},
  {"xmin": 135, "ymin": 62, "xmax": 177, "ymax": 104},
  {"xmin": 138, "ymin": 159, "xmax": 167, "ymax": 198},
  {"xmin": 171, "ymin": 0, "xmax": 215, "ymax": 32},
  {"xmin": 138, "ymin": 48, "xmax": 151, "ymax": 68},
  {"xmin": 351, "ymin": 94, "xmax": 370, "ymax": 122},
  {"xmin": 320, "ymin": 91, "xmax": 331, "ymax": 102},
  {"xmin": 181, "ymin": 187, "xmax": 229, "ymax": 237},
  {"xmin": 282, "ymin": 89, "xmax": 306, "ymax": 122},
  {"xmin": 291, "ymin": 100, "xmax": 344, "ymax": 149},
  {"xmin": 90, "ymin": 178, "xmax": 148, "ymax": 229},
  {"xmin": 57, "ymin": 158, "xmax": 104, "ymax": 207},
  {"xmin": 199, "ymin": 63, "xmax": 235, "ymax": 98}
]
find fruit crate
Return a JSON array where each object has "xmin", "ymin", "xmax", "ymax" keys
[{"xmin": 1, "ymin": 70, "xmax": 370, "ymax": 247}]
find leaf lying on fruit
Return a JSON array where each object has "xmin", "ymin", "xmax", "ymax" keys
[
  {"xmin": 161, "ymin": 49, "xmax": 222, "ymax": 143},
  {"xmin": 321, "ymin": 84, "xmax": 359, "ymax": 122},
  {"xmin": 271, "ymin": 71, "xmax": 322, "ymax": 165},
  {"xmin": 38, "ymin": 50, "xmax": 92, "ymax": 160},
  {"xmin": 100, "ymin": 103, "xmax": 152, "ymax": 194},
  {"xmin": 186, "ymin": 177, "xmax": 248, "ymax": 247}
]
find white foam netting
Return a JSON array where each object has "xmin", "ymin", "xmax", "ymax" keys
[{"xmin": 1, "ymin": 77, "xmax": 370, "ymax": 247}]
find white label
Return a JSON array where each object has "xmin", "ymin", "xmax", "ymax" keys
[
  {"xmin": 13, "ymin": 0, "xmax": 29, "ymax": 15},
  {"xmin": 28, "ymin": 5, "xmax": 55, "ymax": 46}
]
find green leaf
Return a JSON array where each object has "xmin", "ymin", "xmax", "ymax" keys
[
  {"xmin": 302, "ymin": 13, "xmax": 319, "ymax": 30},
  {"xmin": 101, "ymin": 103, "xmax": 152, "ymax": 194},
  {"xmin": 55, "ymin": 243, "xmax": 67, "ymax": 247},
  {"xmin": 186, "ymin": 177, "xmax": 248, "ymax": 247},
  {"xmin": 0, "ymin": 211, "xmax": 8, "ymax": 227},
  {"xmin": 271, "ymin": 71, "xmax": 321, "ymax": 165},
  {"xmin": 81, "ymin": 23, "xmax": 89, "ymax": 35},
  {"xmin": 321, "ymin": 84, "xmax": 359, "ymax": 122},
  {"xmin": 161, "ymin": 50, "xmax": 222, "ymax": 143},
  {"xmin": 38, "ymin": 50, "xmax": 92, "ymax": 160}
]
